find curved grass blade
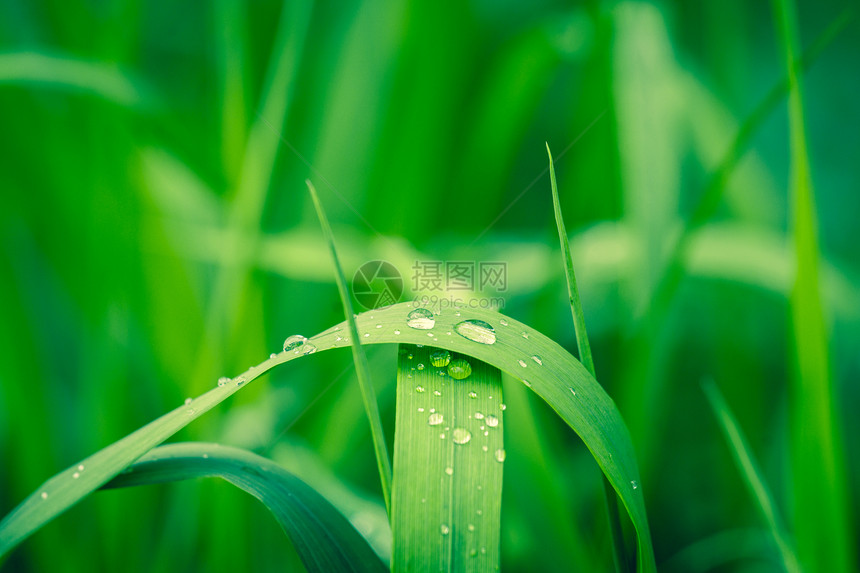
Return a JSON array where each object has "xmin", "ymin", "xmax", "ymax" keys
[
  {"xmin": 100, "ymin": 442, "xmax": 387, "ymax": 573},
  {"xmin": 702, "ymin": 380, "xmax": 800, "ymax": 573},
  {"xmin": 307, "ymin": 179, "xmax": 392, "ymax": 516},
  {"xmin": 773, "ymin": 1, "xmax": 854, "ymax": 571},
  {"xmin": 392, "ymin": 345, "xmax": 504, "ymax": 572},
  {"xmin": 548, "ymin": 143, "xmax": 628, "ymax": 571},
  {"xmin": 1, "ymin": 302, "xmax": 652, "ymax": 571}
]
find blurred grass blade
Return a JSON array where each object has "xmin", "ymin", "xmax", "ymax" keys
[
  {"xmin": 1, "ymin": 302, "xmax": 652, "ymax": 571},
  {"xmin": 102, "ymin": 442, "xmax": 387, "ymax": 573},
  {"xmin": 0, "ymin": 51, "xmax": 153, "ymax": 108},
  {"xmin": 701, "ymin": 380, "xmax": 800, "ymax": 573},
  {"xmin": 773, "ymin": 1, "xmax": 854, "ymax": 571},
  {"xmin": 391, "ymin": 344, "xmax": 504, "ymax": 572},
  {"xmin": 307, "ymin": 179, "xmax": 393, "ymax": 515},
  {"xmin": 547, "ymin": 143, "xmax": 627, "ymax": 572}
]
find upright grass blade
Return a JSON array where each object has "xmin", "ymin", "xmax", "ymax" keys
[
  {"xmin": 307, "ymin": 180, "xmax": 393, "ymax": 516},
  {"xmin": 1, "ymin": 303, "xmax": 653, "ymax": 571},
  {"xmin": 772, "ymin": 1, "xmax": 854, "ymax": 571},
  {"xmin": 701, "ymin": 380, "xmax": 800, "ymax": 573},
  {"xmin": 392, "ymin": 345, "xmax": 504, "ymax": 572},
  {"xmin": 102, "ymin": 443, "xmax": 387, "ymax": 573},
  {"xmin": 547, "ymin": 144, "xmax": 628, "ymax": 572}
]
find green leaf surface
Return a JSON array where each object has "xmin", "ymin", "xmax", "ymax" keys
[
  {"xmin": 1, "ymin": 302, "xmax": 652, "ymax": 571},
  {"xmin": 101, "ymin": 442, "xmax": 387, "ymax": 573},
  {"xmin": 392, "ymin": 344, "xmax": 504, "ymax": 572}
]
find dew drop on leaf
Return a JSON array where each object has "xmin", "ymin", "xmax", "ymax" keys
[
  {"xmin": 447, "ymin": 358, "xmax": 472, "ymax": 380},
  {"xmin": 494, "ymin": 449, "xmax": 506, "ymax": 463},
  {"xmin": 428, "ymin": 412, "xmax": 444, "ymax": 426},
  {"xmin": 406, "ymin": 308, "xmax": 436, "ymax": 330},
  {"xmin": 454, "ymin": 319, "xmax": 496, "ymax": 344},
  {"xmin": 283, "ymin": 335, "xmax": 307, "ymax": 352},
  {"xmin": 452, "ymin": 428, "xmax": 472, "ymax": 444},
  {"xmin": 430, "ymin": 349, "xmax": 451, "ymax": 367},
  {"xmin": 486, "ymin": 415, "xmax": 499, "ymax": 427}
]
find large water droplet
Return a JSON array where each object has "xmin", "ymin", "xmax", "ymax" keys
[
  {"xmin": 452, "ymin": 428, "xmax": 472, "ymax": 444},
  {"xmin": 428, "ymin": 413, "xmax": 444, "ymax": 426},
  {"xmin": 494, "ymin": 449, "xmax": 506, "ymax": 462},
  {"xmin": 486, "ymin": 414, "xmax": 499, "ymax": 427},
  {"xmin": 407, "ymin": 308, "xmax": 436, "ymax": 330},
  {"xmin": 454, "ymin": 319, "xmax": 496, "ymax": 344},
  {"xmin": 447, "ymin": 358, "xmax": 472, "ymax": 380},
  {"xmin": 430, "ymin": 349, "xmax": 451, "ymax": 367},
  {"xmin": 531, "ymin": 355, "xmax": 543, "ymax": 366},
  {"xmin": 283, "ymin": 335, "xmax": 307, "ymax": 352}
]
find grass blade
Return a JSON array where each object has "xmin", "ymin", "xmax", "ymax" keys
[
  {"xmin": 307, "ymin": 179, "xmax": 393, "ymax": 515},
  {"xmin": 547, "ymin": 143, "xmax": 628, "ymax": 571},
  {"xmin": 1, "ymin": 302, "xmax": 652, "ymax": 571},
  {"xmin": 102, "ymin": 442, "xmax": 387, "ymax": 573},
  {"xmin": 772, "ymin": 1, "xmax": 854, "ymax": 571},
  {"xmin": 701, "ymin": 380, "xmax": 800, "ymax": 572},
  {"xmin": 391, "ymin": 344, "xmax": 504, "ymax": 572}
]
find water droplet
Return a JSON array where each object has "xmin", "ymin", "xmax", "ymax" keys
[
  {"xmin": 482, "ymin": 445, "xmax": 488, "ymax": 452},
  {"xmin": 476, "ymin": 509, "xmax": 483, "ymax": 515},
  {"xmin": 439, "ymin": 370, "xmax": 447, "ymax": 377},
  {"xmin": 72, "ymin": 472, "xmax": 80, "ymax": 479},
  {"xmin": 631, "ymin": 480, "xmax": 639, "ymax": 490},
  {"xmin": 468, "ymin": 391, "xmax": 477, "ymax": 399},
  {"xmin": 269, "ymin": 353, "xmax": 277, "ymax": 359},
  {"xmin": 41, "ymin": 491, "xmax": 48, "ymax": 499},
  {"xmin": 433, "ymin": 390, "xmax": 442, "ymax": 396},
  {"xmin": 416, "ymin": 344, "xmax": 424, "ymax": 348},
  {"xmin": 440, "ymin": 524, "xmax": 450, "ymax": 535},
  {"xmin": 454, "ymin": 319, "xmax": 496, "ymax": 344},
  {"xmin": 202, "ymin": 453, "xmax": 209, "ymax": 459},
  {"xmin": 184, "ymin": 397, "xmax": 192, "ymax": 405},
  {"xmin": 407, "ymin": 353, "xmax": 413, "ymax": 360},
  {"xmin": 376, "ymin": 324, "xmax": 382, "ymax": 329},
  {"xmin": 500, "ymin": 318, "xmax": 508, "ymax": 326},
  {"xmin": 363, "ymin": 333, "xmax": 370, "ymax": 338},
  {"xmin": 427, "ymin": 332, "xmax": 435, "ymax": 337},
  {"xmin": 217, "ymin": 376, "xmax": 229, "ymax": 387},
  {"xmin": 468, "ymin": 523, "xmax": 475, "ymax": 531},
  {"xmin": 283, "ymin": 335, "xmax": 307, "ymax": 351},
  {"xmin": 235, "ymin": 376, "xmax": 246, "ymax": 386},
  {"xmin": 335, "ymin": 336, "xmax": 343, "ymax": 342},
  {"xmin": 394, "ymin": 329, "xmax": 401, "ymax": 335},
  {"xmin": 416, "ymin": 386, "xmax": 426, "ymax": 393},
  {"xmin": 531, "ymin": 355, "xmax": 543, "ymax": 366},
  {"xmin": 486, "ymin": 415, "xmax": 499, "ymax": 427},
  {"xmin": 406, "ymin": 308, "xmax": 435, "ymax": 330},
  {"xmin": 447, "ymin": 358, "xmax": 472, "ymax": 380},
  {"xmin": 417, "ymin": 363, "xmax": 425, "ymax": 371},
  {"xmin": 302, "ymin": 344, "xmax": 317, "ymax": 356},
  {"xmin": 77, "ymin": 464, "xmax": 84, "ymax": 471},
  {"xmin": 452, "ymin": 428, "xmax": 472, "ymax": 444},
  {"xmin": 480, "ymin": 547, "xmax": 486, "ymax": 554},
  {"xmin": 517, "ymin": 359, "xmax": 527, "ymax": 368},
  {"xmin": 430, "ymin": 349, "xmax": 451, "ymax": 367},
  {"xmin": 499, "ymin": 404, "xmax": 506, "ymax": 411},
  {"xmin": 494, "ymin": 449, "xmax": 506, "ymax": 462},
  {"xmin": 523, "ymin": 379, "xmax": 532, "ymax": 388},
  {"xmin": 521, "ymin": 331, "xmax": 529, "ymax": 339},
  {"xmin": 428, "ymin": 413, "xmax": 444, "ymax": 426},
  {"xmin": 474, "ymin": 412, "xmax": 484, "ymax": 420},
  {"xmin": 445, "ymin": 467, "xmax": 454, "ymax": 476},
  {"xmin": 470, "ymin": 549, "xmax": 477, "ymax": 557},
  {"xmin": 417, "ymin": 407, "xmax": 425, "ymax": 412},
  {"xmin": 439, "ymin": 433, "xmax": 446, "ymax": 439},
  {"xmin": 569, "ymin": 387, "xmax": 576, "ymax": 396}
]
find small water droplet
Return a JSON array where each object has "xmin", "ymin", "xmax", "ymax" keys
[
  {"xmin": 72, "ymin": 472, "xmax": 80, "ymax": 479},
  {"xmin": 217, "ymin": 376, "xmax": 229, "ymax": 387},
  {"xmin": 302, "ymin": 344, "xmax": 317, "ymax": 356},
  {"xmin": 440, "ymin": 524, "xmax": 450, "ymax": 535},
  {"xmin": 407, "ymin": 353, "xmax": 413, "ymax": 360},
  {"xmin": 417, "ymin": 407, "xmax": 425, "ymax": 412},
  {"xmin": 406, "ymin": 308, "xmax": 436, "ymax": 330},
  {"xmin": 427, "ymin": 332, "xmax": 435, "ymax": 337},
  {"xmin": 480, "ymin": 547, "xmax": 486, "ymax": 554},
  {"xmin": 428, "ymin": 412, "xmax": 444, "ymax": 426},
  {"xmin": 416, "ymin": 344, "xmax": 424, "ymax": 348},
  {"xmin": 235, "ymin": 376, "xmax": 246, "ymax": 386},
  {"xmin": 523, "ymin": 379, "xmax": 532, "ymax": 388},
  {"xmin": 470, "ymin": 549, "xmax": 477, "ymax": 557},
  {"xmin": 631, "ymin": 480, "xmax": 639, "ymax": 490},
  {"xmin": 41, "ymin": 491, "xmax": 48, "ymax": 499},
  {"xmin": 375, "ymin": 324, "xmax": 382, "ymax": 329},
  {"xmin": 454, "ymin": 319, "xmax": 496, "ymax": 344},
  {"xmin": 447, "ymin": 358, "xmax": 472, "ymax": 380},
  {"xmin": 283, "ymin": 335, "xmax": 307, "ymax": 351},
  {"xmin": 474, "ymin": 412, "xmax": 484, "ymax": 420},
  {"xmin": 184, "ymin": 397, "xmax": 192, "ymax": 405},
  {"xmin": 569, "ymin": 387, "xmax": 576, "ymax": 396},
  {"xmin": 499, "ymin": 404, "xmax": 506, "ymax": 411},
  {"xmin": 434, "ymin": 390, "xmax": 442, "ymax": 396},
  {"xmin": 486, "ymin": 415, "xmax": 499, "ymax": 427},
  {"xmin": 416, "ymin": 386, "xmax": 425, "ymax": 393},
  {"xmin": 468, "ymin": 523, "xmax": 475, "ymax": 531},
  {"xmin": 476, "ymin": 509, "xmax": 483, "ymax": 515},
  {"xmin": 531, "ymin": 355, "xmax": 543, "ymax": 365},
  {"xmin": 269, "ymin": 353, "xmax": 277, "ymax": 359},
  {"xmin": 445, "ymin": 467, "xmax": 454, "ymax": 476},
  {"xmin": 517, "ymin": 359, "xmax": 527, "ymax": 368},
  {"xmin": 335, "ymin": 336, "xmax": 343, "ymax": 342},
  {"xmin": 77, "ymin": 464, "xmax": 84, "ymax": 471},
  {"xmin": 202, "ymin": 453, "xmax": 209, "ymax": 459},
  {"xmin": 430, "ymin": 349, "xmax": 451, "ymax": 367},
  {"xmin": 417, "ymin": 363, "xmax": 425, "ymax": 371},
  {"xmin": 499, "ymin": 318, "xmax": 508, "ymax": 326},
  {"xmin": 521, "ymin": 331, "xmax": 529, "ymax": 339},
  {"xmin": 468, "ymin": 391, "xmax": 477, "ymax": 399},
  {"xmin": 394, "ymin": 329, "xmax": 401, "ymax": 335},
  {"xmin": 482, "ymin": 445, "xmax": 488, "ymax": 452},
  {"xmin": 452, "ymin": 428, "xmax": 472, "ymax": 444},
  {"xmin": 494, "ymin": 449, "xmax": 506, "ymax": 462}
]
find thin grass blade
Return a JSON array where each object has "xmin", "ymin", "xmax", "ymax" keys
[
  {"xmin": 307, "ymin": 179, "xmax": 393, "ymax": 515},
  {"xmin": 102, "ymin": 442, "xmax": 387, "ymax": 573},
  {"xmin": 702, "ymin": 380, "xmax": 800, "ymax": 573},
  {"xmin": 392, "ymin": 344, "xmax": 504, "ymax": 572}
]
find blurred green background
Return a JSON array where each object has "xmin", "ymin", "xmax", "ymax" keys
[{"xmin": 1, "ymin": 0, "xmax": 858, "ymax": 571}]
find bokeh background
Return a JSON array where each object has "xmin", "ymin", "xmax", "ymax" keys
[{"xmin": 1, "ymin": 0, "xmax": 858, "ymax": 571}]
